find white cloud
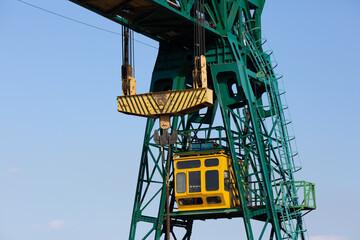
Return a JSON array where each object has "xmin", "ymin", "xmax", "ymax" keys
[
  {"xmin": 49, "ymin": 220, "xmax": 65, "ymax": 229},
  {"xmin": 8, "ymin": 168, "xmax": 23, "ymax": 173},
  {"xmin": 310, "ymin": 236, "xmax": 346, "ymax": 240}
]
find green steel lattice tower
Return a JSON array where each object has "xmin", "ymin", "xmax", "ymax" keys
[{"xmin": 70, "ymin": 0, "xmax": 316, "ymax": 239}]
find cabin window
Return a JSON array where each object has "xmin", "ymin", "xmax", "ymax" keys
[
  {"xmin": 178, "ymin": 197, "xmax": 203, "ymax": 206},
  {"xmin": 205, "ymin": 170, "xmax": 219, "ymax": 191},
  {"xmin": 189, "ymin": 171, "xmax": 201, "ymax": 192},
  {"xmin": 177, "ymin": 160, "xmax": 201, "ymax": 169},
  {"xmin": 176, "ymin": 173, "xmax": 186, "ymax": 193},
  {"xmin": 205, "ymin": 158, "xmax": 219, "ymax": 167},
  {"xmin": 224, "ymin": 171, "xmax": 230, "ymax": 191},
  {"xmin": 206, "ymin": 196, "xmax": 222, "ymax": 204}
]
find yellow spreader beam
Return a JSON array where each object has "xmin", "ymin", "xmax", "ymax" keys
[{"xmin": 117, "ymin": 88, "xmax": 213, "ymax": 118}]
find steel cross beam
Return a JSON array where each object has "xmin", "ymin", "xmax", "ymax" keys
[{"xmin": 70, "ymin": 0, "xmax": 264, "ymax": 46}]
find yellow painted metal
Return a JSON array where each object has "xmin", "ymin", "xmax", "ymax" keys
[
  {"xmin": 117, "ymin": 88, "xmax": 213, "ymax": 118},
  {"xmin": 173, "ymin": 151, "xmax": 243, "ymax": 212},
  {"xmin": 193, "ymin": 55, "xmax": 207, "ymax": 89},
  {"xmin": 122, "ymin": 65, "xmax": 136, "ymax": 96}
]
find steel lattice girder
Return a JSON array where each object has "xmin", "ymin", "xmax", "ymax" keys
[{"xmin": 69, "ymin": 0, "xmax": 315, "ymax": 239}]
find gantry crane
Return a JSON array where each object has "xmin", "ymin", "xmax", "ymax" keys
[{"xmin": 70, "ymin": 0, "xmax": 316, "ymax": 239}]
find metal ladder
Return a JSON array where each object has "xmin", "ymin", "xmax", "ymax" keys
[{"xmin": 243, "ymin": 25, "xmax": 306, "ymax": 239}]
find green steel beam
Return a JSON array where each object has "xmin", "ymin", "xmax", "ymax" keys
[{"xmin": 69, "ymin": 0, "xmax": 315, "ymax": 239}]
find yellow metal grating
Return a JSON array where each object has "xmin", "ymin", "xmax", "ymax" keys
[{"xmin": 117, "ymin": 88, "xmax": 213, "ymax": 118}]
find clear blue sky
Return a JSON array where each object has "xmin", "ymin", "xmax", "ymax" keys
[{"xmin": 0, "ymin": 0, "xmax": 359, "ymax": 240}]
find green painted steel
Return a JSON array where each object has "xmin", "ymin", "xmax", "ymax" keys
[{"xmin": 70, "ymin": 0, "xmax": 316, "ymax": 239}]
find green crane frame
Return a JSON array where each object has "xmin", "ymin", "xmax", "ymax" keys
[{"xmin": 70, "ymin": 0, "xmax": 316, "ymax": 239}]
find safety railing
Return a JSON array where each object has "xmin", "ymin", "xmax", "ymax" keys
[
  {"xmin": 280, "ymin": 181, "xmax": 316, "ymax": 211},
  {"xmin": 174, "ymin": 126, "xmax": 242, "ymax": 154}
]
